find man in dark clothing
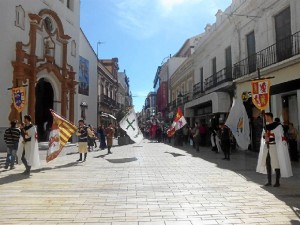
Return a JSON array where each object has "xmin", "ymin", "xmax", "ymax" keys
[
  {"xmin": 4, "ymin": 120, "xmax": 21, "ymax": 169},
  {"xmin": 76, "ymin": 120, "xmax": 88, "ymax": 161},
  {"xmin": 219, "ymin": 123, "xmax": 231, "ymax": 160}
]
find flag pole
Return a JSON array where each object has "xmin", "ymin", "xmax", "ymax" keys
[{"xmin": 257, "ymin": 68, "xmax": 269, "ymax": 149}]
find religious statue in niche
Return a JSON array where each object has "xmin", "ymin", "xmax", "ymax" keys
[
  {"xmin": 44, "ymin": 16, "xmax": 54, "ymax": 33},
  {"xmin": 44, "ymin": 38, "xmax": 55, "ymax": 62}
]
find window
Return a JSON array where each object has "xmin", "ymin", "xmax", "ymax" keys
[
  {"xmin": 67, "ymin": 0, "xmax": 74, "ymax": 10},
  {"xmin": 212, "ymin": 57, "xmax": 216, "ymax": 75},
  {"xmin": 15, "ymin": 5, "xmax": 25, "ymax": 30},
  {"xmin": 247, "ymin": 31, "xmax": 256, "ymax": 73},
  {"xmin": 71, "ymin": 40, "xmax": 76, "ymax": 57},
  {"xmin": 200, "ymin": 67, "xmax": 203, "ymax": 92},
  {"xmin": 225, "ymin": 46, "xmax": 232, "ymax": 77},
  {"xmin": 275, "ymin": 7, "xmax": 292, "ymax": 61}
]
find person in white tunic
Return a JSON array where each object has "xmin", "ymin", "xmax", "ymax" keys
[
  {"xmin": 256, "ymin": 113, "xmax": 293, "ymax": 187},
  {"xmin": 17, "ymin": 115, "xmax": 40, "ymax": 175}
]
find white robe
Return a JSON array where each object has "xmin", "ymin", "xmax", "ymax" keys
[
  {"xmin": 256, "ymin": 125, "xmax": 293, "ymax": 178},
  {"xmin": 17, "ymin": 125, "xmax": 40, "ymax": 168},
  {"xmin": 211, "ymin": 133, "xmax": 221, "ymax": 153}
]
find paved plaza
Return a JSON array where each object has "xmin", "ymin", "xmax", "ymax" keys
[{"xmin": 0, "ymin": 140, "xmax": 300, "ymax": 225}]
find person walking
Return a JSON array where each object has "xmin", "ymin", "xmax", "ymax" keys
[
  {"xmin": 105, "ymin": 123, "xmax": 115, "ymax": 154},
  {"xmin": 192, "ymin": 122, "xmax": 200, "ymax": 152},
  {"xmin": 210, "ymin": 126, "xmax": 221, "ymax": 153},
  {"xmin": 3, "ymin": 120, "xmax": 21, "ymax": 170},
  {"xmin": 76, "ymin": 120, "xmax": 88, "ymax": 161},
  {"xmin": 219, "ymin": 122, "xmax": 231, "ymax": 160},
  {"xmin": 288, "ymin": 122, "xmax": 298, "ymax": 162},
  {"xmin": 16, "ymin": 115, "xmax": 40, "ymax": 175},
  {"xmin": 98, "ymin": 124, "xmax": 107, "ymax": 150},
  {"xmin": 183, "ymin": 125, "xmax": 189, "ymax": 145},
  {"xmin": 256, "ymin": 113, "xmax": 293, "ymax": 187},
  {"xmin": 87, "ymin": 124, "xmax": 96, "ymax": 152}
]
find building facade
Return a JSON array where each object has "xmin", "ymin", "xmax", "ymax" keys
[
  {"xmin": 0, "ymin": 0, "xmax": 101, "ymax": 150},
  {"xmin": 0, "ymin": 0, "xmax": 80, "ymax": 146},
  {"xmin": 98, "ymin": 58, "xmax": 119, "ymax": 126},
  {"xmin": 117, "ymin": 70, "xmax": 132, "ymax": 110}
]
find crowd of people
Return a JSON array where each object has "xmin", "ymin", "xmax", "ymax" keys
[
  {"xmin": 76, "ymin": 121, "xmax": 117, "ymax": 161},
  {"xmin": 2, "ymin": 116, "xmax": 119, "ymax": 173},
  {"xmin": 2, "ymin": 113, "xmax": 299, "ymax": 188}
]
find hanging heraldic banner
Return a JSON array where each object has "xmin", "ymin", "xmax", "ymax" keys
[
  {"xmin": 251, "ymin": 79, "xmax": 271, "ymax": 111},
  {"xmin": 12, "ymin": 87, "xmax": 26, "ymax": 112}
]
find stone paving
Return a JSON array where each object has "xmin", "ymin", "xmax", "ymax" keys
[{"xmin": 0, "ymin": 139, "xmax": 300, "ymax": 225}]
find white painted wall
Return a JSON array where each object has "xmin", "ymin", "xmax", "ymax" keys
[
  {"xmin": 78, "ymin": 30, "xmax": 98, "ymax": 127},
  {"xmin": 0, "ymin": 0, "xmax": 80, "ymax": 149}
]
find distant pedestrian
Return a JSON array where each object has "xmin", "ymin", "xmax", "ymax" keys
[
  {"xmin": 87, "ymin": 124, "xmax": 96, "ymax": 152},
  {"xmin": 219, "ymin": 122, "xmax": 231, "ymax": 160},
  {"xmin": 17, "ymin": 115, "xmax": 40, "ymax": 175},
  {"xmin": 210, "ymin": 126, "xmax": 221, "ymax": 153},
  {"xmin": 199, "ymin": 123, "xmax": 208, "ymax": 146},
  {"xmin": 183, "ymin": 125, "xmax": 189, "ymax": 145},
  {"xmin": 288, "ymin": 123, "xmax": 298, "ymax": 162},
  {"xmin": 98, "ymin": 124, "xmax": 107, "ymax": 150},
  {"xmin": 76, "ymin": 120, "xmax": 88, "ymax": 161},
  {"xmin": 193, "ymin": 122, "xmax": 200, "ymax": 152},
  {"xmin": 105, "ymin": 123, "xmax": 115, "ymax": 154},
  {"xmin": 3, "ymin": 120, "xmax": 21, "ymax": 170}
]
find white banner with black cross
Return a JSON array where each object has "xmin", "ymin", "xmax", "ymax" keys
[{"xmin": 119, "ymin": 108, "xmax": 143, "ymax": 144}]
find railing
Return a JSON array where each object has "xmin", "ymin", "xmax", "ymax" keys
[
  {"xmin": 182, "ymin": 92, "xmax": 191, "ymax": 104},
  {"xmin": 205, "ymin": 67, "xmax": 232, "ymax": 90},
  {"xmin": 193, "ymin": 82, "xmax": 204, "ymax": 99},
  {"xmin": 233, "ymin": 31, "xmax": 300, "ymax": 79},
  {"xmin": 100, "ymin": 94, "xmax": 117, "ymax": 107}
]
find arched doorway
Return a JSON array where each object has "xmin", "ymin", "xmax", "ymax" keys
[{"xmin": 35, "ymin": 78, "xmax": 54, "ymax": 142}]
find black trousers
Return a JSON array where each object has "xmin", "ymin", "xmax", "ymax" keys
[
  {"xmin": 221, "ymin": 141, "xmax": 230, "ymax": 159},
  {"xmin": 21, "ymin": 149, "xmax": 31, "ymax": 171}
]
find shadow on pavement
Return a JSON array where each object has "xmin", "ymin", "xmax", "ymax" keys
[
  {"xmin": 164, "ymin": 151, "xmax": 186, "ymax": 157},
  {"xmin": 163, "ymin": 139, "xmax": 300, "ymax": 221},
  {"xmin": 0, "ymin": 173, "xmax": 30, "ymax": 185},
  {"xmin": 106, "ymin": 157, "xmax": 138, "ymax": 164},
  {"xmin": 31, "ymin": 162, "xmax": 81, "ymax": 173}
]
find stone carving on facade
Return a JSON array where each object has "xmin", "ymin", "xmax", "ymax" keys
[{"xmin": 10, "ymin": 9, "xmax": 77, "ymax": 123}]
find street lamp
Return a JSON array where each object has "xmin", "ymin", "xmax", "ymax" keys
[
  {"xmin": 96, "ymin": 41, "xmax": 104, "ymax": 128},
  {"xmin": 96, "ymin": 41, "xmax": 104, "ymax": 59}
]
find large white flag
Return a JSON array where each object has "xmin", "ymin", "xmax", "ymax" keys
[
  {"xmin": 119, "ymin": 108, "xmax": 143, "ymax": 143},
  {"xmin": 225, "ymin": 98, "xmax": 250, "ymax": 150}
]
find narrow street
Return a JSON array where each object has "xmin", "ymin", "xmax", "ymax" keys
[{"xmin": 0, "ymin": 140, "xmax": 299, "ymax": 225}]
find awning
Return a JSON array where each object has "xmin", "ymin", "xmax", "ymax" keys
[
  {"xmin": 100, "ymin": 112, "xmax": 116, "ymax": 120},
  {"xmin": 184, "ymin": 92, "xmax": 231, "ymax": 114}
]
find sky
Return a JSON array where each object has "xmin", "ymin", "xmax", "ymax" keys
[{"xmin": 80, "ymin": 0, "xmax": 232, "ymax": 112}]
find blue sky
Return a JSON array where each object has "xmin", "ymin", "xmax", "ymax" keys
[{"xmin": 80, "ymin": 0, "xmax": 232, "ymax": 112}]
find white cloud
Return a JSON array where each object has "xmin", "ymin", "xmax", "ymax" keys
[
  {"xmin": 114, "ymin": 0, "xmax": 161, "ymax": 39},
  {"xmin": 158, "ymin": 0, "xmax": 203, "ymax": 14},
  {"xmin": 113, "ymin": 0, "xmax": 230, "ymax": 40}
]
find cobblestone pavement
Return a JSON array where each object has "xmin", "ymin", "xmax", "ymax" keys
[{"xmin": 0, "ymin": 139, "xmax": 300, "ymax": 225}]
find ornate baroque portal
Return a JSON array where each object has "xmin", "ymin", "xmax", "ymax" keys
[{"xmin": 10, "ymin": 9, "xmax": 77, "ymax": 124}]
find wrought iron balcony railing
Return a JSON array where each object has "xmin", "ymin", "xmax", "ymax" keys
[
  {"xmin": 205, "ymin": 67, "xmax": 233, "ymax": 90},
  {"xmin": 193, "ymin": 82, "xmax": 204, "ymax": 99},
  {"xmin": 233, "ymin": 31, "xmax": 300, "ymax": 79}
]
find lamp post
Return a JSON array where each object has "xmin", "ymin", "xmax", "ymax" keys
[
  {"xmin": 96, "ymin": 41, "xmax": 104, "ymax": 128},
  {"xmin": 96, "ymin": 41, "xmax": 104, "ymax": 59}
]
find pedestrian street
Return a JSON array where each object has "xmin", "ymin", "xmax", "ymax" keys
[{"xmin": 0, "ymin": 140, "xmax": 300, "ymax": 225}]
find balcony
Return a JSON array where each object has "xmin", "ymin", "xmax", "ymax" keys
[
  {"xmin": 233, "ymin": 31, "xmax": 300, "ymax": 79},
  {"xmin": 100, "ymin": 93, "xmax": 117, "ymax": 107},
  {"xmin": 182, "ymin": 92, "xmax": 191, "ymax": 104},
  {"xmin": 193, "ymin": 82, "xmax": 204, "ymax": 99},
  {"xmin": 205, "ymin": 67, "xmax": 232, "ymax": 91}
]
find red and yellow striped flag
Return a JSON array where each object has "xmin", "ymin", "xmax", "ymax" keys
[{"xmin": 46, "ymin": 110, "xmax": 77, "ymax": 162}]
